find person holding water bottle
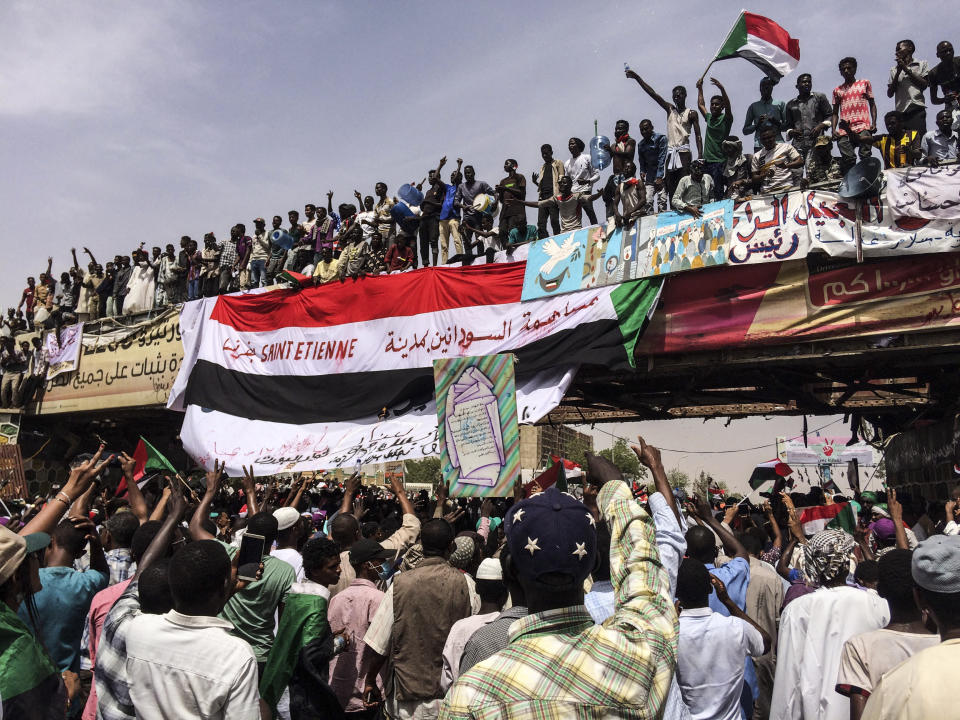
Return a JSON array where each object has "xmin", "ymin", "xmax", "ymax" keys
[
  {"xmin": 565, "ymin": 138, "xmax": 601, "ymax": 225},
  {"xmin": 599, "ymin": 120, "xmax": 636, "ymax": 219}
]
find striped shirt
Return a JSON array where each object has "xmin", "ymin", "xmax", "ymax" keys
[
  {"xmin": 833, "ymin": 79, "xmax": 874, "ymax": 135},
  {"xmin": 873, "ymin": 131, "xmax": 919, "ymax": 169},
  {"xmin": 439, "ymin": 480, "xmax": 677, "ymax": 719}
]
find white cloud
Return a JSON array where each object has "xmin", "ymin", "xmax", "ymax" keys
[{"xmin": 0, "ymin": 1, "xmax": 204, "ymax": 117}]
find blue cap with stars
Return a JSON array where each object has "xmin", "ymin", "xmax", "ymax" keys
[{"xmin": 505, "ymin": 486, "xmax": 597, "ymax": 587}]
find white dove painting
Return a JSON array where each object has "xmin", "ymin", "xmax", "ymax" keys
[{"xmin": 520, "ymin": 228, "xmax": 589, "ymax": 300}]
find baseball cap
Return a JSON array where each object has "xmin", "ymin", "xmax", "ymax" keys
[
  {"xmin": 273, "ymin": 507, "xmax": 301, "ymax": 532},
  {"xmin": 349, "ymin": 538, "xmax": 394, "ymax": 566},
  {"xmin": 505, "ymin": 487, "xmax": 597, "ymax": 588},
  {"xmin": 0, "ymin": 526, "xmax": 50, "ymax": 586}
]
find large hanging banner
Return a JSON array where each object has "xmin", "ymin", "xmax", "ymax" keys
[
  {"xmin": 776, "ymin": 436, "xmax": 876, "ymax": 466},
  {"xmin": 170, "ymin": 262, "xmax": 662, "ymax": 474},
  {"xmin": 37, "ymin": 312, "xmax": 182, "ymax": 414},
  {"xmin": 435, "ymin": 354, "xmax": 521, "ymax": 498},
  {"xmin": 728, "ymin": 190, "xmax": 960, "ymax": 265},
  {"xmin": 886, "ymin": 165, "xmax": 960, "ymax": 221},
  {"xmin": 637, "ymin": 252, "xmax": 960, "ymax": 355}
]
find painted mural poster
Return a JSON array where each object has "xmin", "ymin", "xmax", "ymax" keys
[
  {"xmin": 649, "ymin": 199, "xmax": 733, "ymax": 276},
  {"xmin": 434, "ymin": 354, "xmax": 520, "ymax": 497},
  {"xmin": 521, "ymin": 218, "xmax": 657, "ymax": 300},
  {"xmin": 522, "ymin": 228, "xmax": 589, "ymax": 299}
]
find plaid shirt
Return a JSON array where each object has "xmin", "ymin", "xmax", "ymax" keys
[
  {"xmin": 219, "ymin": 240, "xmax": 238, "ymax": 269},
  {"xmin": 440, "ymin": 480, "xmax": 677, "ymax": 720},
  {"xmin": 75, "ymin": 548, "xmax": 136, "ymax": 586},
  {"xmin": 94, "ymin": 581, "xmax": 142, "ymax": 720}
]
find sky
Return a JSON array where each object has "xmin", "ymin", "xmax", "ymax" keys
[{"xmin": 0, "ymin": 1, "xmax": 921, "ymax": 489}]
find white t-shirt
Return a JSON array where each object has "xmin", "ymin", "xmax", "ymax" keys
[
  {"xmin": 677, "ymin": 607, "xmax": 765, "ymax": 720},
  {"xmin": 837, "ymin": 628, "xmax": 939, "ymax": 696},
  {"xmin": 270, "ymin": 547, "xmax": 304, "ymax": 582},
  {"xmin": 751, "ymin": 142, "xmax": 802, "ymax": 193},
  {"xmin": 862, "ymin": 638, "xmax": 959, "ymax": 720}
]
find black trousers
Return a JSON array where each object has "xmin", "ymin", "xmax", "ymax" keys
[
  {"xmin": 537, "ymin": 202, "xmax": 560, "ymax": 239},
  {"xmin": 418, "ymin": 215, "xmax": 439, "ymax": 268}
]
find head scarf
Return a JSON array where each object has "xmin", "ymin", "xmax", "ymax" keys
[
  {"xmin": 860, "ymin": 491, "xmax": 881, "ymax": 505},
  {"xmin": 803, "ymin": 529, "xmax": 856, "ymax": 583},
  {"xmin": 448, "ymin": 536, "xmax": 475, "ymax": 570},
  {"xmin": 870, "ymin": 517, "xmax": 896, "ymax": 542}
]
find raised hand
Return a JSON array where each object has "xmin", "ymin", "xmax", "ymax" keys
[
  {"xmin": 118, "ymin": 451, "xmax": 137, "ymax": 479},
  {"xmin": 443, "ymin": 507, "xmax": 465, "ymax": 525},
  {"xmin": 205, "ymin": 459, "xmax": 226, "ymax": 497},
  {"xmin": 166, "ymin": 475, "xmax": 187, "ymax": 521},
  {"xmin": 630, "ymin": 435, "xmax": 662, "ymax": 470},
  {"xmin": 710, "ymin": 575, "xmax": 731, "ymax": 605},
  {"xmin": 887, "ymin": 487, "xmax": 903, "ymax": 523}
]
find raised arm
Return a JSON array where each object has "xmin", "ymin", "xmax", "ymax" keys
[
  {"xmin": 779, "ymin": 492, "xmax": 806, "ymax": 544},
  {"xmin": 887, "ymin": 488, "xmax": 910, "ymax": 550},
  {"xmin": 713, "ymin": 576, "xmax": 771, "ymax": 655},
  {"xmin": 189, "ymin": 460, "xmax": 225, "ymax": 541},
  {"xmin": 70, "ymin": 248, "xmax": 81, "ymax": 272},
  {"xmin": 632, "ymin": 436, "xmax": 680, "ymax": 524},
  {"xmin": 148, "ymin": 484, "xmax": 172, "ymax": 522},
  {"xmin": 763, "ymin": 501, "xmax": 783, "ymax": 550},
  {"xmin": 776, "ymin": 537, "xmax": 799, "ymax": 581},
  {"xmin": 625, "ymin": 70, "xmax": 673, "ymax": 114},
  {"xmin": 433, "ymin": 155, "xmax": 447, "ymax": 179},
  {"xmin": 137, "ymin": 478, "xmax": 186, "ymax": 577},
  {"xmin": 713, "ymin": 78, "xmax": 733, "ymax": 123},
  {"xmin": 388, "ymin": 473, "xmax": 415, "ymax": 517},
  {"xmin": 82, "ymin": 246, "xmax": 98, "ymax": 266},
  {"xmin": 326, "ymin": 190, "xmax": 335, "ymax": 216},
  {"xmin": 339, "ymin": 473, "xmax": 361, "ymax": 516},
  {"xmin": 285, "ymin": 474, "xmax": 311, "ymax": 509},
  {"xmin": 240, "ymin": 465, "xmax": 260, "ymax": 516},
  {"xmin": 693, "ymin": 495, "xmax": 748, "ymax": 560},
  {"xmin": 19, "ymin": 447, "xmax": 112, "ymax": 537},
  {"xmin": 119, "ymin": 451, "xmax": 149, "ymax": 524},
  {"xmin": 696, "ymin": 78, "xmax": 708, "ymax": 119}
]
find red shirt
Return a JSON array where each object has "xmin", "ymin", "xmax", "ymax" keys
[
  {"xmin": 832, "ymin": 79, "xmax": 874, "ymax": 134},
  {"xmin": 21, "ymin": 286, "xmax": 35, "ymax": 312},
  {"xmin": 386, "ymin": 244, "xmax": 414, "ymax": 271}
]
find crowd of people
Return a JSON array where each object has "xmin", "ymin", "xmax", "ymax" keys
[
  {"xmin": 0, "ymin": 436, "xmax": 958, "ymax": 719},
  {"xmin": 3, "ymin": 39, "xmax": 958, "ymax": 345}
]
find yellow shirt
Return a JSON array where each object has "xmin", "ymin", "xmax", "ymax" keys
[{"xmin": 873, "ymin": 130, "xmax": 918, "ymax": 169}]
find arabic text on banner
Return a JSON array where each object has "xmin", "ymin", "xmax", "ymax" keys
[
  {"xmin": 885, "ymin": 165, "xmax": 960, "ymax": 221},
  {"xmin": 729, "ymin": 190, "xmax": 960, "ymax": 264}
]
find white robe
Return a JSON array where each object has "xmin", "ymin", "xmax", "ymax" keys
[
  {"xmin": 123, "ymin": 262, "xmax": 156, "ymax": 313},
  {"xmin": 771, "ymin": 585, "xmax": 889, "ymax": 720}
]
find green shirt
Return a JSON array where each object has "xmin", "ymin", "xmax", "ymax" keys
[
  {"xmin": 259, "ymin": 589, "xmax": 330, "ymax": 710},
  {"xmin": 704, "ymin": 112, "xmax": 733, "ymax": 163},
  {"xmin": 0, "ymin": 603, "xmax": 59, "ymax": 702},
  {"xmin": 218, "ymin": 540, "xmax": 296, "ymax": 662},
  {"xmin": 507, "ymin": 225, "xmax": 538, "ymax": 245}
]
